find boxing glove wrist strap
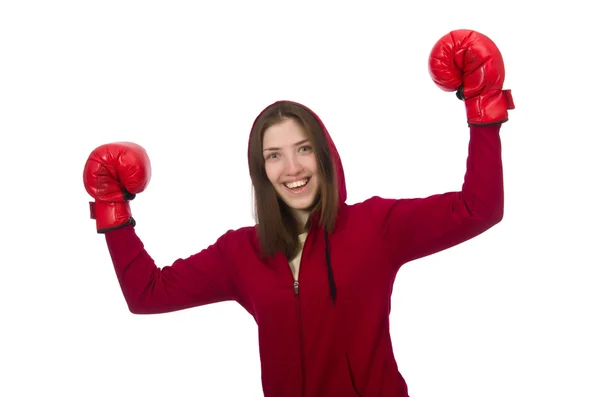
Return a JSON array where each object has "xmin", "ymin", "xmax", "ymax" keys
[
  {"xmin": 89, "ymin": 201, "xmax": 136, "ymax": 233},
  {"xmin": 459, "ymin": 86, "xmax": 515, "ymax": 126}
]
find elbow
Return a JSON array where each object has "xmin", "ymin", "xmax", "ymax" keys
[
  {"xmin": 126, "ymin": 299, "xmax": 161, "ymax": 315},
  {"xmin": 481, "ymin": 201, "xmax": 504, "ymax": 229},
  {"xmin": 487, "ymin": 210, "xmax": 503, "ymax": 230},
  {"xmin": 126, "ymin": 301, "xmax": 145, "ymax": 315},
  {"xmin": 128, "ymin": 306, "xmax": 143, "ymax": 315},
  {"xmin": 469, "ymin": 188, "xmax": 504, "ymax": 226},
  {"xmin": 464, "ymin": 195, "xmax": 503, "ymax": 230},
  {"xmin": 125, "ymin": 297, "xmax": 173, "ymax": 315},
  {"xmin": 124, "ymin": 295, "xmax": 152, "ymax": 315},
  {"xmin": 490, "ymin": 194, "xmax": 505, "ymax": 225},
  {"xmin": 127, "ymin": 304, "xmax": 157, "ymax": 315}
]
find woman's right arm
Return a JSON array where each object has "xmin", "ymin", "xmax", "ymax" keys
[
  {"xmin": 83, "ymin": 142, "xmax": 240, "ymax": 314},
  {"xmin": 105, "ymin": 225, "xmax": 240, "ymax": 314}
]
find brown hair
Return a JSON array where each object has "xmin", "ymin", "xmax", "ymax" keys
[{"xmin": 248, "ymin": 101, "xmax": 339, "ymax": 260}]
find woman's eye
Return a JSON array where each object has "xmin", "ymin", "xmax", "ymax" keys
[{"xmin": 300, "ymin": 146, "xmax": 312, "ymax": 152}]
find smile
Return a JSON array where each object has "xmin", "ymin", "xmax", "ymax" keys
[{"xmin": 284, "ymin": 178, "xmax": 310, "ymax": 190}]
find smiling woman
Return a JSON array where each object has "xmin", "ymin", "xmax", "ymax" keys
[
  {"xmin": 248, "ymin": 101, "xmax": 341, "ymax": 261},
  {"xmin": 83, "ymin": 29, "xmax": 513, "ymax": 397}
]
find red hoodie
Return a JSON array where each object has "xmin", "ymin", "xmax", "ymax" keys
[{"xmin": 104, "ymin": 101, "xmax": 504, "ymax": 396}]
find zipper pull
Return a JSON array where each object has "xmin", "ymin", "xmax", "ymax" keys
[{"xmin": 294, "ymin": 280, "xmax": 299, "ymax": 295}]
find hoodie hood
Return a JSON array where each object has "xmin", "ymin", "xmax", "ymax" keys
[
  {"xmin": 247, "ymin": 100, "xmax": 346, "ymax": 305},
  {"xmin": 248, "ymin": 100, "xmax": 347, "ymax": 206}
]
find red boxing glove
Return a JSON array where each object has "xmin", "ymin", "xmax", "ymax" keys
[
  {"xmin": 83, "ymin": 142, "xmax": 151, "ymax": 233},
  {"xmin": 428, "ymin": 29, "xmax": 515, "ymax": 126}
]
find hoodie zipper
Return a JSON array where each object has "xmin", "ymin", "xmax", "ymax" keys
[
  {"xmin": 294, "ymin": 278, "xmax": 306, "ymax": 397},
  {"xmin": 293, "ymin": 228, "xmax": 311, "ymax": 397}
]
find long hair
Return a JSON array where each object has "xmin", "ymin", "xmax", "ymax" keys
[{"xmin": 248, "ymin": 101, "xmax": 339, "ymax": 260}]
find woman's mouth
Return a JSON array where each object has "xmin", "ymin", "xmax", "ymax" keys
[{"xmin": 284, "ymin": 178, "xmax": 310, "ymax": 193}]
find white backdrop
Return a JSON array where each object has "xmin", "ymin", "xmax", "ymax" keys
[{"xmin": 2, "ymin": 1, "xmax": 599, "ymax": 396}]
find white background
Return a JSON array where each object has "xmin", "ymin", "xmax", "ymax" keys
[{"xmin": 1, "ymin": 1, "xmax": 599, "ymax": 396}]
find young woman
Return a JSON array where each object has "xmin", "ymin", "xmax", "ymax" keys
[{"xmin": 83, "ymin": 29, "xmax": 514, "ymax": 397}]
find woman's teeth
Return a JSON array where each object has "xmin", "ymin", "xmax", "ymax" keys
[{"xmin": 285, "ymin": 178, "xmax": 309, "ymax": 189}]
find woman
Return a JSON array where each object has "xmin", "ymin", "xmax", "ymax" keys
[{"xmin": 83, "ymin": 29, "xmax": 514, "ymax": 397}]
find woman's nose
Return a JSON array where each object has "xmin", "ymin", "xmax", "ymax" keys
[{"xmin": 284, "ymin": 155, "xmax": 302, "ymax": 174}]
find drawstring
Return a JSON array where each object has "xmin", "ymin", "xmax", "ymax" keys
[{"xmin": 324, "ymin": 230, "xmax": 337, "ymax": 306}]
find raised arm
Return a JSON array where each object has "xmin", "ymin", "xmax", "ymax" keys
[
  {"xmin": 83, "ymin": 142, "xmax": 239, "ymax": 314},
  {"xmin": 369, "ymin": 29, "xmax": 515, "ymax": 269},
  {"xmin": 369, "ymin": 123, "xmax": 504, "ymax": 267}
]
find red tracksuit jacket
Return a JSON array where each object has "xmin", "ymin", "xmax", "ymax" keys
[{"xmin": 104, "ymin": 103, "xmax": 504, "ymax": 396}]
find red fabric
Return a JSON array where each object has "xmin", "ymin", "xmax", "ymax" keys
[{"xmin": 105, "ymin": 102, "xmax": 504, "ymax": 397}]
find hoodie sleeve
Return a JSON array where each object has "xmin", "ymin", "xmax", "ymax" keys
[
  {"xmin": 104, "ymin": 225, "xmax": 240, "ymax": 314},
  {"xmin": 367, "ymin": 124, "xmax": 504, "ymax": 270}
]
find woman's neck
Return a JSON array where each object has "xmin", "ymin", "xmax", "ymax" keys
[{"xmin": 292, "ymin": 209, "xmax": 311, "ymax": 232}]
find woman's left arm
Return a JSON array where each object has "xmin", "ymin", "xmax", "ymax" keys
[
  {"xmin": 367, "ymin": 123, "xmax": 504, "ymax": 268},
  {"xmin": 367, "ymin": 29, "xmax": 515, "ymax": 270}
]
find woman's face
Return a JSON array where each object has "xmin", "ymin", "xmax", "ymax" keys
[{"xmin": 262, "ymin": 118, "xmax": 320, "ymax": 217}]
